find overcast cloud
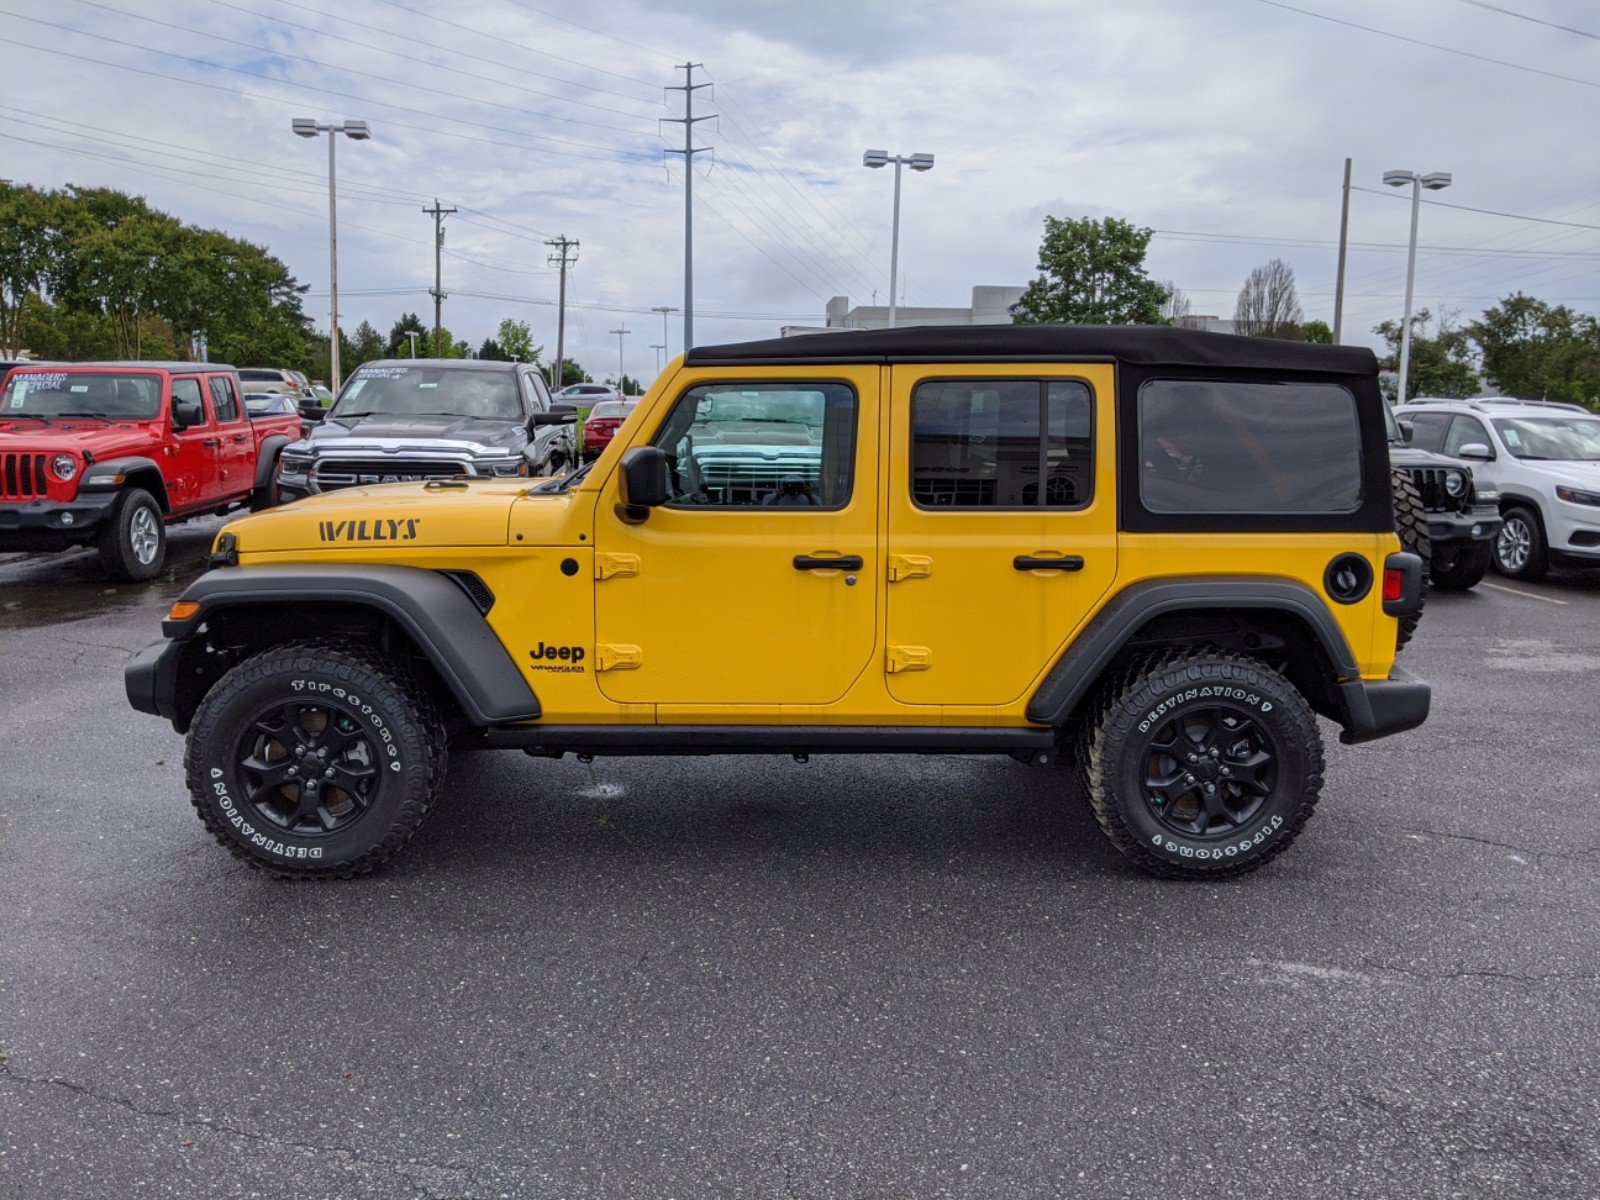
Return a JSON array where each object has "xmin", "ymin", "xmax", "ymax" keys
[{"xmin": 4, "ymin": 0, "xmax": 1598, "ymax": 377}]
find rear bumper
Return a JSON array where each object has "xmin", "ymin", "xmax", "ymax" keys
[
  {"xmin": 0, "ymin": 493, "xmax": 117, "ymax": 549},
  {"xmin": 1338, "ymin": 666, "xmax": 1431, "ymax": 744}
]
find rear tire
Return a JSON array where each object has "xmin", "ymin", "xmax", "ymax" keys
[
  {"xmin": 1079, "ymin": 649, "xmax": 1323, "ymax": 879},
  {"xmin": 183, "ymin": 639, "xmax": 447, "ymax": 879},
  {"xmin": 1493, "ymin": 505, "xmax": 1548, "ymax": 580},
  {"xmin": 95, "ymin": 487, "xmax": 166, "ymax": 581},
  {"xmin": 1430, "ymin": 541, "xmax": 1492, "ymax": 591},
  {"xmin": 1391, "ymin": 468, "xmax": 1430, "ymax": 650}
]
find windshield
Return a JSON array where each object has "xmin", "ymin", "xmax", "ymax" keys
[
  {"xmin": 238, "ymin": 369, "xmax": 285, "ymax": 382},
  {"xmin": 1491, "ymin": 415, "xmax": 1600, "ymax": 461},
  {"xmin": 330, "ymin": 365, "xmax": 522, "ymax": 421},
  {"xmin": 1, "ymin": 371, "xmax": 163, "ymax": 419}
]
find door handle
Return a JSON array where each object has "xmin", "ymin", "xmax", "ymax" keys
[
  {"xmin": 202, "ymin": 438, "xmax": 220, "ymax": 448},
  {"xmin": 794, "ymin": 554, "xmax": 863, "ymax": 571},
  {"xmin": 1014, "ymin": 554, "xmax": 1084, "ymax": 572},
  {"xmin": 232, "ymin": 434, "xmax": 248, "ymax": 443}
]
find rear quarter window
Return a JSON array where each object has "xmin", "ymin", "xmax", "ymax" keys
[{"xmin": 1138, "ymin": 380, "xmax": 1362, "ymax": 514}]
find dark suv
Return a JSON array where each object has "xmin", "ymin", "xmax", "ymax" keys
[
  {"xmin": 1387, "ymin": 404, "xmax": 1502, "ymax": 591},
  {"xmin": 277, "ymin": 359, "xmax": 576, "ymax": 500}
]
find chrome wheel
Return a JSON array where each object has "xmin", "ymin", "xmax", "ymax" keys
[
  {"xmin": 129, "ymin": 505, "xmax": 161, "ymax": 565},
  {"xmin": 1496, "ymin": 515, "xmax": 1531, "ymax": 574}
]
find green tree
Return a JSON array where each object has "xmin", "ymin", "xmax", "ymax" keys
[
  {"xmin": 496, "ymin": 317, "xmax": 539, "ymax": 363},
  {"xmin": 1012, "ymin": 215, "xmax": 1168, "ymax": 325},
  {"xmin": 1467, "ymin": 293, "xmax": 1600, "ymax": 408},
  {"xmin": 387, "ymin": 312, "xmax": 427, "ymax": 357},
  {"xmin": 544, "ymin": 359, "xmax": 590, "ymax": 388},
  {"xmin": 1373, "ymin": 309, "xmax": 1479, "ymax": 401},
  {"xmin": 0, "ymin": 184, "xmax": 64, "ymax": 356},
  {"xmin": 1302, "ymin": 319, "xmax": 1333, "ymax": 344},
  {"xmin": 347, "ymin": 320, "xmax": 385, "ymax": 369},
  {"xmin": 478, "ymin": 336, "xmax": 506, "ymax": 361},
  {"xmin": 619, "ymin": 372, "xmax": 645, "ymax": 395}
]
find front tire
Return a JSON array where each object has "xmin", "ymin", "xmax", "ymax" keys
[
  {"xmin": 1431, "ymin": 541, "xmax": 1492, "ymax": 591},
  {"xmin": 96, "ymin": 487, "xmax": 166, "ymax": 581},
  {"xmin": 1493, "ymin": 505, "xmax": 1547, "ymax": 580},
  {"xmin": 1080, "ymin": 650, "xmax": 1323, "ymax": 879},
  {"xmin": 183, "ymin": 640, "xmax": 447, "ymax": 878}
]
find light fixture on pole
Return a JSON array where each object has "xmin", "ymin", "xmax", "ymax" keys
[
  {"xmin": 863, "ymin": 149, "xmax": 934, "ymax": 329},
  {"xmin": 610, "ymin": 326, "xmax": 630, "ymax": 393},
  {"xmin": 293, "ymin": 118, "xmax": 371, "ymax": 391},
  {"xmin": 404, "ymin": 330, "xmax": 419, "ymax": 358},
  {"xmin": 1383, "ymin": 168, "xmax": 1452, "ymax": 404},
  {"xmin": 651, "ymin": 305, "xmax": 678, "ymax": 362},
  {"xmin": 650, "ymin": 343, "xmax": 665, "ymax": 372}
]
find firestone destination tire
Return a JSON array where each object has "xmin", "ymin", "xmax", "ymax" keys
[
  {"xmin": 183, "ymin": 640, "xmax": 447, "ymax": 879},
  {"xmin": 1079, "ymin": 650, "xmax": 1324, "ymax": 880}
]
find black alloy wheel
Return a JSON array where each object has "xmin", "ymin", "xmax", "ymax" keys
[
  {"xmin": 1140, "ymin": 704, "xmax": 1276, "ymax": 838},
  {"xmin": 234, "ymin": 699, "xmax": 380, "ymax": 836}
]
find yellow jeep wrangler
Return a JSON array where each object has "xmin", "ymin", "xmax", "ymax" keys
[{"xmin": 126, "ymin": 326, "xmax": 1428, "ymax": 879}]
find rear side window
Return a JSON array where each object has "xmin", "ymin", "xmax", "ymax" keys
[
  {"xmin": 910, "ymin": 379, "xmax": 1093, "ymax": 509},
  {"xmin": 171, "ymin": 377, "xmax": 205, "ymax": 421},
  {"xmin": 1138, "ymin": 380, "xmax": 1361, "ymax": 514},
  {"xmin": 208, "ymin": 376, "xmax": 240, "ymax": 422},
  {"xmin": 1403, "ymin": 411, "xmax": 1451, "ymax": 453}
]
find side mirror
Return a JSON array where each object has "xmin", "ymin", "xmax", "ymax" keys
[
  {"xmin": 619, "ymin": 446, "xmax": 670, "ymax": 515},
  {"xmin": 298, "ymin": 399, "xmax": 326, "ymax": 423},
  {"xmin": 1457, "ymin": 442, "xmax": 1493, "ymax": 461},
  {"xmin": 173, "ymin": 400, "xmax": 205, "ymax": 428},
  {"xmin": 1396, "ymin": 418, "xmax": 1414, "ymax": 444},
  {"xmin": 532, "ymin": 403, "xmax": 576, "ymax": 426}
]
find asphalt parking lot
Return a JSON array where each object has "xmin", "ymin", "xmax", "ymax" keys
[{"xmin": 1, "ymin": 537, "xmax": 1597, "ymax": 1200}]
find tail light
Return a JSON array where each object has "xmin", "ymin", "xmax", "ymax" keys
[{"xmin": 1382, "ymin": 568, "xmax": 1403, "ymax": 603}]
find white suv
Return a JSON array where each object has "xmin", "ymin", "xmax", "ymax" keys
[{"xmin": 1395, "ymin": 398, "xmax": 1600, "ymax": 579}]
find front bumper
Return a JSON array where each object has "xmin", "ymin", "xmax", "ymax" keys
[
  {"xmin": 1425, "ymin": 502, "xmax": 1502, "ymax": 547},
  {"xmin": 125, "ymin": 638, "xmax": 185, "ymax": 727},
  {"xmin": 1338, "ymin": 666, "xmax": 1431, "ymax": 744},
  {"xmin": 0, "ymin": 492, "xmax": 117, "ymax": 550}
]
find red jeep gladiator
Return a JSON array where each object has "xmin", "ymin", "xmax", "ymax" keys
[{"xmin": 0, "ymin": 362, "xmax": 300, "ymax": 579}]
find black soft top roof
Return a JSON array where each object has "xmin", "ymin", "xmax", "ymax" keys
[{"xmin": 688, "ymin": 324, "xmax": 1377, "ymax": 375}]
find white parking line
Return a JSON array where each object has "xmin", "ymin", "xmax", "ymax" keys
[{"xmin": 1480, "ymin": 581, "xmax": 1568, "ymax": 605}]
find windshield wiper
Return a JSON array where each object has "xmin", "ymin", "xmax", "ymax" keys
[
  {"xmin": 56, "ymin": 411, "xmax": 112, "ymax": 420},
  {"xmin": 2, "ymin": 412, "xmax": 52, "ymax": 423},
  {"xmin": 535, "ymin": 460, "xmax": 594, "ymax": 493}
]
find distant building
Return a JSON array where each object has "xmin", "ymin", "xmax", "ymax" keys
[
  {"xmin": 1175, "ymin": 314, "xmax": 1239, "ymax": 335},
  {"xmin": 782, "ymin": 285, "xmax": 1027, "ymax": 336}
]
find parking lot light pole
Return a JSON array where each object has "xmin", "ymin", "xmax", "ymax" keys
[
  {"xmin": 1383, "ymin": 168, "xmax": 1452, "ymax": 403},
  {"xmin": 863, "ymin": 150, "xmax": 934, "ymax": 329},
  {"xmin": 610, "ymin": 326, "xmax": 630, "ymax": 392},
  {"xmin": 650, "ymin": 343, "xmax": 665, "ymax": 372},
  {"xmin": 651, "ymin": 305, "xmax": 678, "ymax": 362},
  {"xmin": 293, "ymin": 118, "xmax": 371, "ymax": 391}
]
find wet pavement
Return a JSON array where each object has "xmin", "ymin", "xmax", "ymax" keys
[{"xmin": 1, "ymin": 545, "xmax": 1597, "ymax": 1199}]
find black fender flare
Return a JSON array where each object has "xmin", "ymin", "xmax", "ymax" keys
[
  {"xmin": 79, "ymin": 456, "xmax": 170, "ymax": 511},
  {"xmin": 1025, "ymin": 577, "xmax": 1361, "ymax": 727},
  {"xmin": 158, "ymin": 564, "xmax": 540, "ymax": 727},
  {"xmin": 252, "ymin": 434, "xmax": 292, "ymax": 490}
]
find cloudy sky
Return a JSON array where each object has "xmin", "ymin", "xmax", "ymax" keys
[{"xmin": 4, "ymin": 0, "xmax": 1598, "ymax": 380}]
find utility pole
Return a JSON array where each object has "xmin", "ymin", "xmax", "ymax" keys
[
  {"xmin": 545, "ymin": 235, "xmax": 578, "ymax": 389},
  {"xmin": 423, "ymin": 198, "xmax": 457, "ymax": 357},
  {"xmin": 651, "ymin": 305, "xmax": 678, "ymax": 362},
  {"xmin": 663, "ymin": 64, "xmax": 713, "ymax": 351},
  {"xmin": 1333, "ymin": 157, "xmax": 1352, "ymax": 345},
  {"xmin": 610, "ymin": 325, "xmax": 630, "ymax": 392}
]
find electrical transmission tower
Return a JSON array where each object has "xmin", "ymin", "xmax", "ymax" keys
[
  {"xmin": 662, "ymin": 63, "xmax": 713, "ymax": 352},
  {"xmin": 423, "ymin": 198, "xmax": 457, "ymax": 356},
  {"xmin": 545, "ymin": 235, "xmax": 579, "ymax": 389}
]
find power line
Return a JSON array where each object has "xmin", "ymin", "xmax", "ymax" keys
[
  {"xmin": 210, "ymin": 0, "xmax": 665, "ymax": 107},
  {"xmin": 1447, "ymin": 0, "xmax": 1600, "ymax": 41},
  {"xmin": 370, "ymin": 0, "xmax": 663, "ymax": 90},
  {"xmin": 1252, "ymin": 0, "xmax": 1600, "ymax": 91},
  {"xmin": 1349, "ymin": 185, "xmax": 1600, "ymax": 231},
  {"xmin": 497, "ymin": 0, "xmax": 682, "ymax": 66},
  {"xmin": 0, "ymin": 19, "xmax": 654, "ymax": 162}
]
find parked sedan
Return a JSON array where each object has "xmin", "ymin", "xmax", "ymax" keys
[
  {"xmin": 582, "ymin": 399, "xmax": 638, "ymax": 459},
  {"xmin": 557, "ymin": 382, "xmax": 624, "ymax": 407},
  {"xmin": 237, "ymin": 367, "xmax": 314, "ymax": 401}
]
